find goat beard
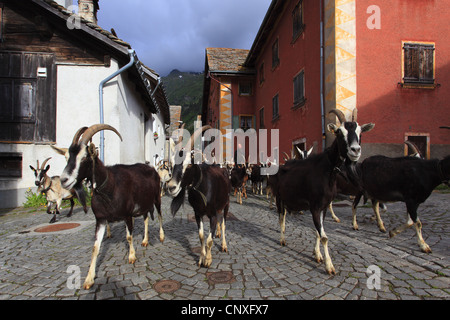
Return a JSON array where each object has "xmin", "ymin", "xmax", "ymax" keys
[{"xmin": 170, "ymin": 187, "xmax": 186, "ymax": 217}]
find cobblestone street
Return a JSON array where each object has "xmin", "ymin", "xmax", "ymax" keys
[{"xmin": 0, "ymin": 190, "xmax": 448, "ymax": 301}]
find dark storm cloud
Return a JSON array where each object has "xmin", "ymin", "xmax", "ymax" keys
[{"xmin": 96, "ymin": 0, "xmax": 272, "ymax": 76}]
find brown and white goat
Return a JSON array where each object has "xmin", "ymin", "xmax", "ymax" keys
[
  {"xmin": 30, "ymin": 157, "xmax": 87, "ymax": 224},
  {"xmin": 61, "ymin": 124, "xmax": 164, "ymax": 290}
]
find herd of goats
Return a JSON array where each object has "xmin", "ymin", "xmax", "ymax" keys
[{"xmin": 29, "ymin": 109, "xmax": 450, "ymax": 290}]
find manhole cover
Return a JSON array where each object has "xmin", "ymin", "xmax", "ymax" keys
[
  {"xmin": 34, "ymin": 223, "xmax": 81, "ymax": 233},
  {"xmin": 206, "ymin": 271, "xmax": 236, "ymax": 285},
  {"xmin": 153, "ymin": 280, "xmax": 181, "ymax": 294}
]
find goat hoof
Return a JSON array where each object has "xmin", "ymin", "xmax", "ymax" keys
[
  {"xmin": 49, "ymin": 217, "xmax": 57, "ymax": 224},
  {"xmin": 222, "ymin": 247, "xmax": 228, "ymax": 253},
  {"xmin": 141, "ymin": 241, "xmax": 149, "ymax": 247},
  {"xmin": 83, "ymin": 280, "xmax": 94, "ymax": 290},
  {"xmin": 326, "ymin": 268, "xmax": 336, "ymax": 275}
]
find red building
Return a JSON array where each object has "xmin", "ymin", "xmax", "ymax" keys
[{"xmin": 202, "ymin": 0, "xmax": 450, "ymax": 162}]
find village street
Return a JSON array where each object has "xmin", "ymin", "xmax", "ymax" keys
[{"xmin": 0, "ymin": 190, "xmax": 448, "ymax": 302}]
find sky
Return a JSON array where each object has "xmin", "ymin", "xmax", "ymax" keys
[{"xmin": 94, "ymin": 0, "xmax": 273, "ymax": 76}]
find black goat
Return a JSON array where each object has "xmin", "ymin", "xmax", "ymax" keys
[
  {"xmin": 329, "ymin": 141, "xmax": 422, "ymax": 231},
  {"xmin": 250, "ymin": 164, "xmax": 265, "ymax": 195},
  {"xmin": 167, "ymin": 126, "xmax": 231, "ymax": 267},
  {"xmin": 230, "ymin": 164, "xmax": 248, "ymax": 204},
  {"xmin": 359, "ymin": 154, "xmax": 450, "ymax": 253},
  {"xmin": 61, "ymin": 124, "xmax": 163, "ymax": 290},
  {"xmin": 274, "ymin": 109, "xmax": 374, "ymax": 274}
]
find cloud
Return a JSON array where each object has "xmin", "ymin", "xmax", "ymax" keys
[{"xmin": 97, "ymin": 0, "xmax": 271, "ymax": 76}]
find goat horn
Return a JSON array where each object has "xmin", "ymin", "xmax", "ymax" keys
[
  {"xmin": 71, "ymin": 127, "xmax": 89, "ymax": 146},
  {"xmin": 329, "ymin": 109, "xmax": 347, "ymax": 124},
  {"xmin": 41, "ymin": 157, "xmax": 52, "ymax": 170},
  {"xmin": 283, "ymin": 152, "xmax": 290, "ymax": 161},
  {"xmin": 405, "ymin": 140, "xmax": 420, "ymax": 155},
  {"xmin": 188, "ymin": 125, "xmax": 211, "ymax": 150},
  {"xmin": 79, "ymin": 124, "xmax": 123, "ymax": 146},
  {"xmin": 352, "ymin": 108, "xmax": 358, "ymax": 122}
]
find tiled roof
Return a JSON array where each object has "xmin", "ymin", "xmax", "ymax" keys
[
  {"xmin": 206, "ymin": 48, "xmax": 253, "ymax": 74},
  {"xmin": 42, "ymin": 0, "xmax": 132, "ymax": 48}
]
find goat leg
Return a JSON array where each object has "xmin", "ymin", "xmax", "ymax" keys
[
  {"xmin": 84, "ymin": 221, "xmax": 106, "ymax": 290},
  {"xmin": 126, "ymin": 218, "xmax": 136, "ymax": 264},
  {"xmin": 67, "ymin": 198, "xmax": 75, "ymax": 218},
  {"xmin": 372, "ymin": 201, "xmax": 386, "ymax": 233},
  {"xmin": 142, "ymin": 215, "xmax": 149, "ymax": 247}
]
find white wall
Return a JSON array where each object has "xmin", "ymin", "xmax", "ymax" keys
[{"xmin": 0, "ymin": 58, "xmax": 166, "ymax": 208}]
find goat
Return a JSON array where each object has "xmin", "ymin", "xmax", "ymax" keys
[
  {"xmin": 156, "ymin": 160, "xmax": 171, "ymax": 197},
  {"xmin": 167, "ymin": 125, "xmax": 231, "ymax": 268},
  {"xmin": 328, "ymin": 141, "xmax": 422, "ymax": 231},
  {"xmin": 274, "ymin": 109, "xmax": 374, "ymax": 274},
  {"xmin": 358, "ymin": 154, "xmax": 450, "ymax": 253},
  {"xmin": 249, "ymin": 164, "xmax": 264, "ymax": 195},
  {"xmin": 230, "ymin": 164, "xmax": 248, "ymax": 204},
  {"xmin": 30, "ymin": 158, "xmax": 87, "ymax": 224},
  {"xmin": 60, "ymin": 124, "xmax": 164, "ymax": 290}
]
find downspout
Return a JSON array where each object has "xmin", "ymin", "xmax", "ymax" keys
[
  {"xmin": 99, "ymin": 48, "xmax": 136, "ymax": 162},
  {"xmin": 320, "ymin": 0, "xmax": 326, "ymax": 152}
]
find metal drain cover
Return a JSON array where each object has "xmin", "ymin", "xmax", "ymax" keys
[
  {"xmin": 153, "ymin": 280, "xmax": 181, "ymax": 294},
  {"xmin": 206, "ymin": 271, "xmax": 236, "ymax": 285},
  {"xmin": 34, "ymin": 223, "xmax": 81, "ymax": 233}
]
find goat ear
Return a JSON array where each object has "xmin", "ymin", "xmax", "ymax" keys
[
  {"xmin": 327, "ymin": 123, "xmax": 339, "ymax": 134},
  {"xmin": 30, "ymin": 165, "xmax": 36, "ymax": 172},
  {"xmin": 44, "ymin": 165, "xmax": 50, "ymax": 172},
  {"xmin": 361, "ymin": 123, "xmax": 375, "ymax": 133}
]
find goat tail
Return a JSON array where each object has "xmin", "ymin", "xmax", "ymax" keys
[{"xmin": 170, "ymin": 187, "xmax": 186, "ymax": 217}]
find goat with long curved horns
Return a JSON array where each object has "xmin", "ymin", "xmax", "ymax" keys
[{"xmin": 61, "ymin": 124, "xmax": 164, "ymax": 290}]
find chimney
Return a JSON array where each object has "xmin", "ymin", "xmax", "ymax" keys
[{"xmin": 78, "ymin": 0, "xmax": 99, "ymax": 24}]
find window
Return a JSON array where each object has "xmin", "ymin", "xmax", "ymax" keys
[
  {"xmin": 403, "ymin": 43, "xmax": 435, "ymax": 85},
  {"xmin": 292, "ymin": 1, "xmax": 304, "ymax": 41},
  {"xmin": 0, "ymin": 52, "xmax": 56, "ymax": 143},
  {"xmin": 259, "ymin": 63, "xmax": 265, "ymax": 85},
  {"xmin": 272, "ymin": 94, "xmax": 279, "ymax": 120},
  {"xmin": 293, "ymin": 70, "xmax": 305, "ymax": 107},
  {"xmin": 0, "ymin": 152, "xmax": 22, "ymax": 178},
  {"xmin": 259, "ymin": 108, "xmax": 265, "ymax": 129},
  {"xmin": 239, "ymin": 115, "xmax": 254, "ymax": 131},
  {"xmin": 272, "ymin": 39, "xmax": 280, "ymax": 69},
  {"xmin": 239, "ymin": 82, "xmax": 252, "ymax": 96}
]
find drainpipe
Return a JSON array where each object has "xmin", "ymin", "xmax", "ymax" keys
[
  {"xmin": 99, "ymin": 48, "xmax": 136, "ymax": 162},
  {"xmin": 319, "ymin": 0, "xmax": 326, "ymax": 152}
]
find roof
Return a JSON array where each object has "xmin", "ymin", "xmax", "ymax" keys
[
  {"xmin": 206, "ymin": 48, "xmax": 254, "ymax": 75},
  {"xmin": 245, "ymin": 0, "xmax": 285, "ymax": 67},
  {"xmin": 25, "ymin": 0, "xmax": 171, "ymax": 124}
]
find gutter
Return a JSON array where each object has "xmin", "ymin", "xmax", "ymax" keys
[
  {"xmin": 320, "ymin": 0, "xmax": 326, "ymax": 152},
  {"xmin": 99, "ymin": 48, "xmax": 136, "ymax": 162}
]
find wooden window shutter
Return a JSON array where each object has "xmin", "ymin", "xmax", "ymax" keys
[{"xmin": 403, "ymin": 43, "xmax": 435, "ymax": 84}]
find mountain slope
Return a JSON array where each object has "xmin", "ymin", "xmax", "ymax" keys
[{"xmin": 162, "ymin": 69, "xmax": 204, "ymax": 134}]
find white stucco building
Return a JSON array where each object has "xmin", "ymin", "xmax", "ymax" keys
[{"xmin": 0, "ymin": 0, "xmax": 171, "ymax": 208}]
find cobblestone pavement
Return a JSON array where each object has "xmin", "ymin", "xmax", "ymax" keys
[{"xmin": 0, "ymin": 190, "xmax": 448, "ymax": 301}]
